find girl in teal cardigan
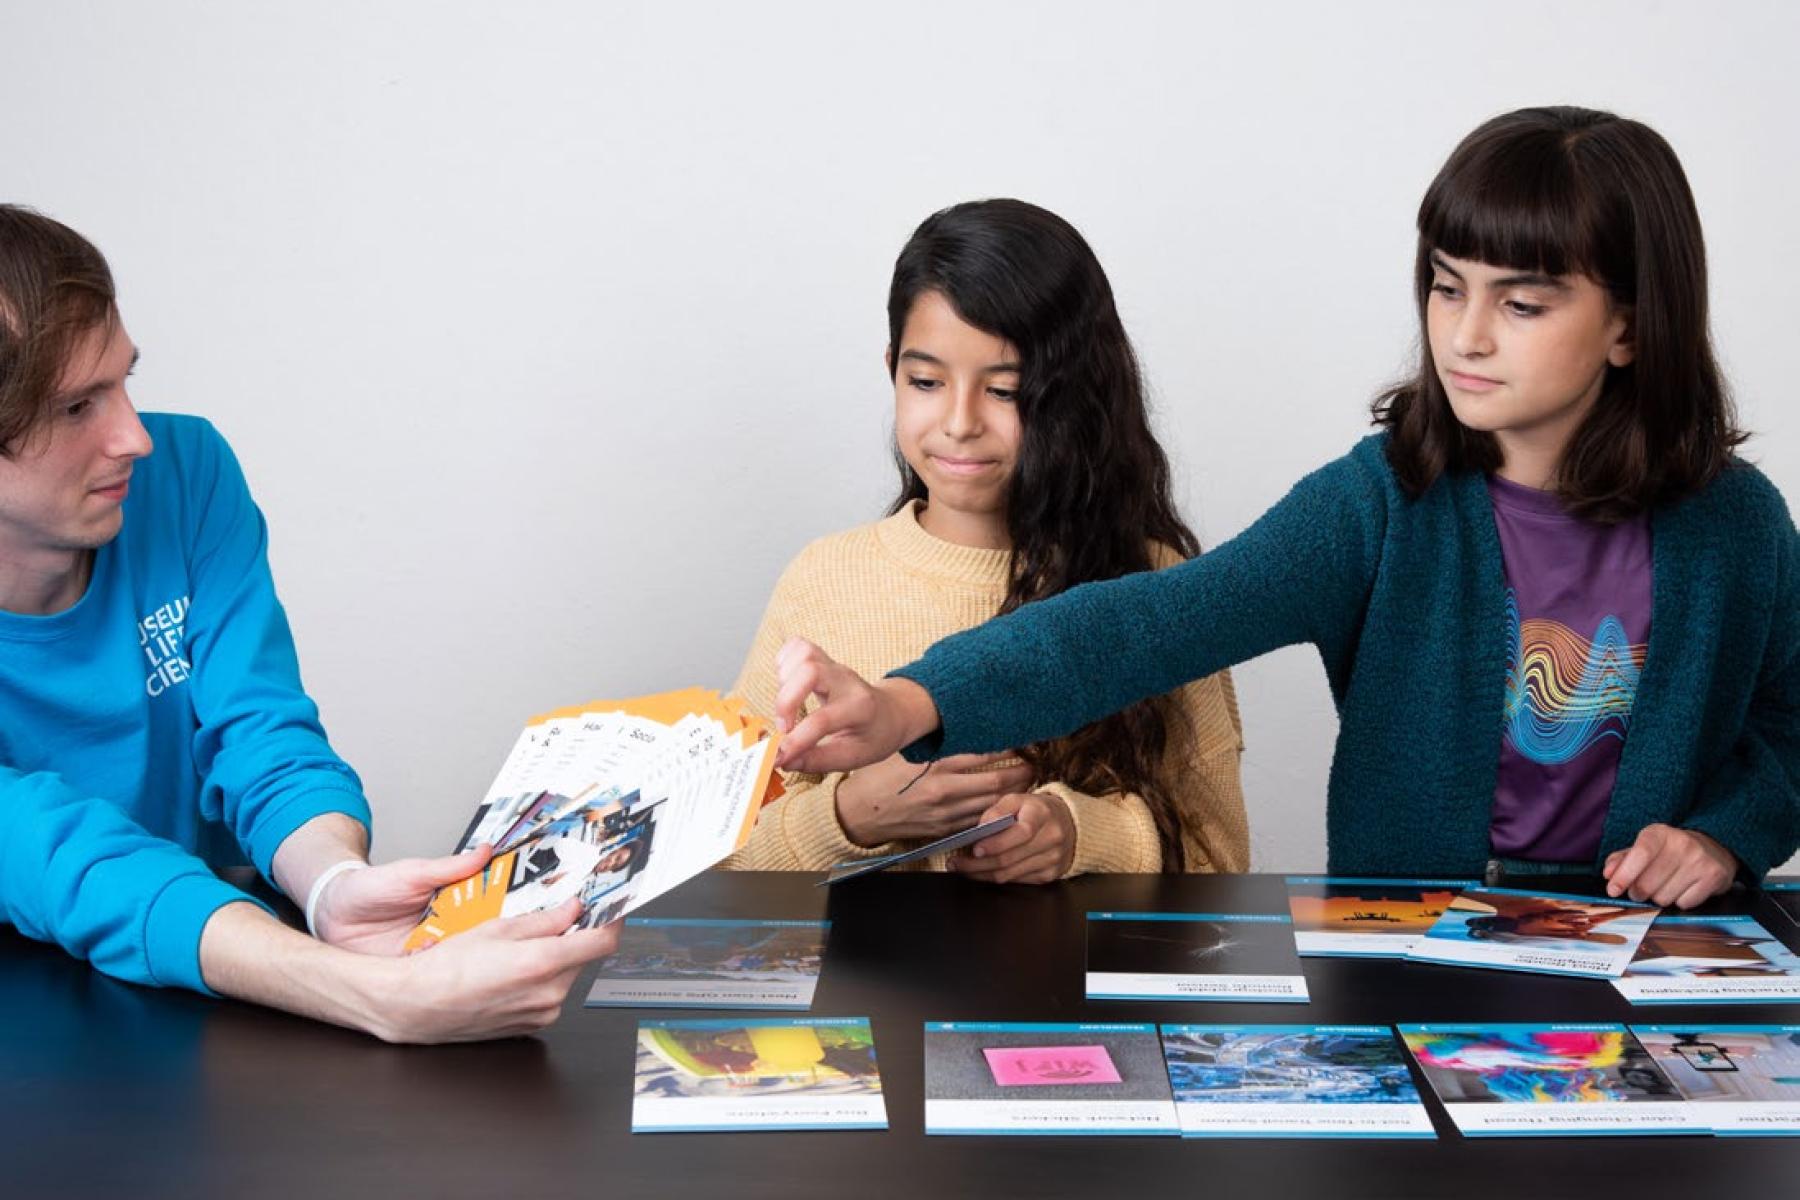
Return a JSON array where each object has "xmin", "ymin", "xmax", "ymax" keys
[{"xmin": 769, "ymin": 107, "xmax": 1800, "ymax": 908}]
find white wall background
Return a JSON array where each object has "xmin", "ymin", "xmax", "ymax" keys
[{"xmin": 4, "ymin": 1, "xmax": 1795, "ymax": 871}]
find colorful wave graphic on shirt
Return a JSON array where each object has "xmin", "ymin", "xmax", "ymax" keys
[{"xmin": 1502, "ymin": 591, "xmax": 1646, "ymax": 766}]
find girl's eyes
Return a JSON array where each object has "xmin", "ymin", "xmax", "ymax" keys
[
  {"xmin": 988, "ymin": 387, "xmax": 1016, "ymax": 402},
  {"xmin": 1429, "ymin": 281, "xmax": 1462, "ymax": 300},
  {"xmin": 907, "ymin": 375, "xmax": 942, "ymax": 392},
  {"xmin": 1504, "ymin": 300, "xmax": 1547, "ymax": 318}
]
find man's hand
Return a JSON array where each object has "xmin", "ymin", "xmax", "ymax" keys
[
  {"xmin": 773, "ymin": 638, "xmax": 939, "ymax": 773},
  {"xmin": 836, "ymin": 752, "xmax": 1033, "ymax": 846},
  {"xmin": 949, "ymin": 792, "xmax": 1076, "ymax": 885},
  {"xmin": 366, "ymin": 899, "xmax": 620, "ymax": 1043},
  {"xmin": 199, "ymin": 898, "xmax": 621, "ymax": 1044},
  {"xmin": 312, "ymin": 845, "xmax": 494, "ymax": 955},
  {"xmin": 1603, "ymin": 824, "xmax": 1737, "ymax": 908}
]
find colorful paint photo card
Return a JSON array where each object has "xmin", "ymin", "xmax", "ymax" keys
[
  {"xmin": 1398, "ymin": 1024, "xmax": 1704, "ymax": 1138},
  {"xmin": 1632, "ymin": 1025, "xmax": 1800, "ymax": 1136},
  {"xmin": 1085, "ymin": 912, "xmax": 1308, "ymax": 1002},
  {"xmin": 1284, "ymin": 877, "xmax": 1473, "ymax": 958},
  {"xmin": 586, "ymin": 918, "xmax": 829, "ymax": 1010},
  {"xmin": 631, "ymin": 1017, "xmax": 886, "ymax": 1133},
  {"xmin": 1159, "ymin": 1024, "xmax": 1434, "ymax": 1139},
  {"xmin": 1404, "ymin": 887, "xmax": 1657, "ymax": 978},
  {"xmin": 1613, "ymin": 915, "xmax": 1800, "ymax": 1004},
  {"xmin": 923, "ymin": 1022, "xmax": 1179, "ymax": 1136}
]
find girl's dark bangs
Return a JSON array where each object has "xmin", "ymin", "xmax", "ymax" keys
[{"xmin": 1419, "ymin": 139, "xmax": 1596, "ymax": 278}]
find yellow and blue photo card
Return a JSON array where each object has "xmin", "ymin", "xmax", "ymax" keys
[{"xmin": 631, "ymin": 1017, "xmax": 886, "ymax": 1133}]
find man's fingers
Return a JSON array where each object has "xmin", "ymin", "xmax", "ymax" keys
[
  {"xmin": 938, "ymin": 765, "xmax": 1035, "ymax": 801},
  {"xmin": 936, "ymin": 751, "xmax": 1017, "ymax": 774},
  {"xmin": 1672, "ymin": 877, "xmax": 1716, "ymax": 911},
  {"xmin": 417, "ymin": 844, "xmax": 494, "ymax": 887},
  {"xmin": 1631, "ymin": 854, "xmax": 1681, "ymax": 905},
  {"xmin": 772, "ymin": 657, "xmax": 827, "ymax": 735},
  {"xmin": 483, "ymin": 897, "xmax": 582, "ymax": 942}
]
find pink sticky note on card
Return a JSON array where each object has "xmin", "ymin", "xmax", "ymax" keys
[{"xmin": 983, "ymin": 1045, "xmax": 1122, "ymax": 1087}]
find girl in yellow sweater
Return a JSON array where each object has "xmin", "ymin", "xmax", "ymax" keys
[{"xmin": 724, "ymin": 199, "xmax": 1247, "ymax": 882}]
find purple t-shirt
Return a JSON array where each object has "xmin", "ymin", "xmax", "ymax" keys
[{"xmin": 1488, "ymin": 475, "xmax": 1652, "ymax": 862}]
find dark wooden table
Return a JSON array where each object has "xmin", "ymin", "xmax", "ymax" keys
[{"xmin": 4, "ymin": 871, "xmax": 1797, "ymax": 1199}]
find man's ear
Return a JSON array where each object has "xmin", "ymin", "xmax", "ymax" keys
[{"xmin": 884, "ymin": 345, "xmax": 894, "ymax": 377}]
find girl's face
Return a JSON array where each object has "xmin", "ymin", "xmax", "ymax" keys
[
  {"xmin": 891, "ymin": 290, "xmax": 1023, "ymax": 547},
  {"xmin": 1426, "ymin": 250, "xmax": 1633, "ymax": 482}
]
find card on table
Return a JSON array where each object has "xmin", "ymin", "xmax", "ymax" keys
[
  {"xmin": 632, "ymin": 1017, "xmax": 886, "ymax": 1133},
  {"xmin": 1612, "ymin": 915, "xmax": 1800, "ymax": 1004},
  {"xmin": 586, "ymin": 918, "xmax": 830, "ymax": 1010},
  {"xmin": 1404, "ymin": 886, "xmax": 1658, "ymax": 978},
  {"xmin": 1632, "ymin": 1025, "xmax": 1800, "ymax": 1136},
  {"xmin": 923, "ymin": 1022, "xmax": 1179, "ymax": 1136},
  {"xmin": 1159, "ymin": 1024, "xmax": 1434, "ymax": 1139},
  {"xmin": 1398, "ymin": 1023, "xmax": 1704, "ymax": 1138},
  {"xmin": 1766, "ymin": 882, "xmax": 1800, "ymax": 933},
  {"xmin": 1284, "ymin": 877, "xmax": 1474, "ymax": 958},
  {"xmin": 1085, "ymin": 912, "xmax": 1309, "ymax": 1002}
]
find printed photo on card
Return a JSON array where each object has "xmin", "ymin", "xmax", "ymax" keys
[
  {"xmin": 1159, "ymin": 1024, "xmax": 1434, "ymax": 1138},
  {"xmin": 1405, "ymin": 887, "xmax": 1657, "ymax": 978},
  {"xmin": 1398, "ymin": 1024, "xmax": 1703, "ymax": 1138},
  {"xmin": 1284, "ymin": 877, "xmax": 1473, "ymax": 958},
  {"xmin": 1085, "ymin": 913, "xmax": 1308, "ymax": 1002},
  {"xmin": 1613, "ymin": 915, "xmax": 1800, "ymax": 1004},
  {"xmin": 923, "ymin": 1022, "xmax": 1179, "ymax": 1136},
  {"xmin": 631, "ymin": 1017, "xmax": 886, "ymax": 1133},
  {"xmin": 586, "ymin": 918, "xmax": 829, "ymax": 1010},
  {"xmin": 1633, "ymin": 1025, "xmax": 1800, "ymax": 1136}
]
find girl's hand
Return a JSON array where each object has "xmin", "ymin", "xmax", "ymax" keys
[
  {"xmin": 1603, "ymin": 824, "xmax": 1737, "ymax": 908},
  {"xmin": 836, "ymin": 751, "xmax": 1034, "ymax": 846},
  {"xmin": 773, "ymin": 637, "xmax": 940, "ymax": 773},
  {"xmin": 950, "ymin": 792, "xmax": 1076, "ymax": 885}
]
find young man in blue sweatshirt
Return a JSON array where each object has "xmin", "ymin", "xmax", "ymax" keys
[{"xmin": 0, "ymin": 205, "xmax": 616, "ymax": 1041}]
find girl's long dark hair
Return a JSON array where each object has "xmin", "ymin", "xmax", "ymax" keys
[
  {"xmin": 1374, "ymin": 106, "xmax": 1744, "ymax": 521},
  {"xmin": 886, "ymin": 198, "xmax": 1205, "ymax": 870}
]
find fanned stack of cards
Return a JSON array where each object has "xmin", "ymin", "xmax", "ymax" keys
[{"xmin": 404, "ymin": 689, "xmax": 783, "ymax": 951}]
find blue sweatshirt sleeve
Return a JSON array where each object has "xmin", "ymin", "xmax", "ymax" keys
[
  {"xmin": 0, "ymin": 766, "xmax": 267, "ymax": 993},
  {"xmin": 890, "ymin": 441, "xmax": 1393, "ymax": 759},
  {"xmin": 177, "ymin": 421, "xmax": 372, "ymax": 883}
]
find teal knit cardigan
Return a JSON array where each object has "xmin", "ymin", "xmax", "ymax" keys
[{"xmin": 893, "ymin": 435, "xmax": 1800, "ymax": 878}]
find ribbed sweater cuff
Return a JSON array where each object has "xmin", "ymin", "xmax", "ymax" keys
[
  {"xmin": 143, "ymin": 875, "xmax": 273, "ymax": 995},
  {"xmin": 1041, "ymin": 784, "xmax": 1160, "ymax": 876}
]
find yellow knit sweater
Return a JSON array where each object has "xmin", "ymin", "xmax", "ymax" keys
[{"xmin": 722, "ymin": 502, "xmax": 1250, "ymax": 875}]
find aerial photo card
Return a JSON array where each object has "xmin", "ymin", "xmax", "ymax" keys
[
  {"xmin": 1613, "ymin": 915, "xmax": 1800, "ymax": 1005},
  {"xmin": 1632, "ymin": 1025, "xmax": 1800, "ymax": 1136},
  {"xmin": 1405, "ymin": 887, "xmax": 1657, "ymax": 978},
  {"xmin": 586, "ymin": 918, "xmax": 830, "ymax": 1010},
  {"xmin": 1398, "ymin": 1024, "xmax": 1704, "ymax": 1138},
  {"xmin": 1159, "ymin": 1024, "xmax": 1434, "ymax": 1139},
  {"xmin": 631, "ymin": 1017, "xmax": 886, "ymax": 1133},
  {"xmin": 1085, "ymin": 912, "xmax": 1308, "ymax": 1003},
  {"xmin": 922, "ymin": 1022, "xmax": 1179, "ymax": 1136},
  {"xmin": 1284, "ymin": 877, "xmax": 1473, "ymax": 958}
]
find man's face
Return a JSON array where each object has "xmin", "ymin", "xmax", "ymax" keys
[{"xmin": 0, "ymin": 317, "xmax": 152, "ymax": 563}]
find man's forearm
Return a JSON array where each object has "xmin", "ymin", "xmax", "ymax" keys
[
  {"xmin": 270, "ymin": 812, "xmax": 371, "ymax": 908},
  {"xmin": 197, "ymin": 901, "xmax": 393, "ymax": 1038}
]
